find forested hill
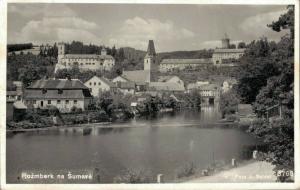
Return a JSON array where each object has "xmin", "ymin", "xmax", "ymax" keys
[{"xmin": 121, "ymin": 47, "xmax": 214, "ymax": 63}]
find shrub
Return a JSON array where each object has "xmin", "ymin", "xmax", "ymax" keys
[
  {"xmin": 175, "ymin": 162, "xmax": 196, "ymax": 178},
  {"xmin": 113, "ymin": 168, "xmax": 153, "ymax": 183}
]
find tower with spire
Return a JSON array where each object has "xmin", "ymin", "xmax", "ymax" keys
[{"xmin": 144, "ymin": 40, "xmax": 157, "ymax": 81}]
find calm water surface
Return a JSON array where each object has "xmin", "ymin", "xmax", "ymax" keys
[{"xmin": 7, "ymin": 107, "xmax": 260, "ymax": 183}]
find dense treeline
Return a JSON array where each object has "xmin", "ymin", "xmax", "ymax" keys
[
  {"xmin": 7, "ymin": 54, "xmax": 56, "ymax": 87},
  {"xmin": 7, "ymin": 43, "xmax": 33, "ymax": 52},
  {"xmin": 236, "ymin": 6, "xmax": 294, "ymax": 182}
]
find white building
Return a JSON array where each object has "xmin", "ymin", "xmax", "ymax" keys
[
  {"xmin": 84, "ymin": 76, "xmax": 117, "ymax": 97},
  {"xmin": 186, "ymin": 81, "xmax": 210, "ymax": 93},
  {"xmin": 212, "ymin": 49, "xmax": 245, "ymax": 66},
  {"xmin": 159, "ymin": 58, "xmax": 212, "ymax": 72},
  {"xmin": 55, "ymin": 43, "xmax": 115, "ymax": 72},
  {"xmin": 115, "ymin": 82, "xmax": 136, "ymax": 95},
  {"xmin": 212, "ymin": 34, "xmax": 245, "ymax": 66},
  {"xmin": 24, "ymin": 79, "xmax": 92, "ymax": 113}
]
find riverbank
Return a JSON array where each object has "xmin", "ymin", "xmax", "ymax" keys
[
  {"xmin": 183, "ymin": 160, "xmax": 275, "ymax": 183},
  {"xmin": 6, "ymin": 120, "xmax": 241, "ymax": 133}
]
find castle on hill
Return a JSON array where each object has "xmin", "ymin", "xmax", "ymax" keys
[{"xmin": 54, "ymin": 42, "xmax": 115, "ymax": 73}]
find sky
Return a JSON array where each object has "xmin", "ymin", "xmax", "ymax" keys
[{"xmin": 7, "ymin": 3, "xmax": 289, "ymax": 52}]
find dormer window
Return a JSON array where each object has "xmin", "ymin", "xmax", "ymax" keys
[
  {"xmin": 42, "ymin": 89, "xmax": 47, "ymax": 94},
  {"xmin": 58, "ymin": 89, "xmax": 63, "ymax": 94}
]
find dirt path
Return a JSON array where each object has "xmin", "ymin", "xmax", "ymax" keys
[{"xmin": 185, "ymin": 161, "xmax": 276, "ymax": 183}]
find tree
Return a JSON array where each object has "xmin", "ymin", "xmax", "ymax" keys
[
  {"xmin": 238, "ymin": 42, "xmax": 246, "ymax": 49},
  {"xmin": 244, "ymin": 6, "xmax": 294, "ymax": 182},
  {"xmin": 53, "ymin": 42, "xmax": 58, "ymax": 58},
  {"xmin": 236, "ymin": 37, "xmax": 280, "ymax": 103},
  {"xmin": 219, "ymin": 90, "xmax": 239, "ymax": 118},
  {"xmin": 229, "ymin": 44, "xmax": 236, "ymax": 49},
  {"xmin": 117, "ymin": 48, "xmax": 125, "ymax": 62},
  {"xmin": 268, "ymin": 6, "xmax": 294, "ymax": 40},
  {"xmin": 111, "ymin": 45, "xmax": 117, "ymax": 57}
]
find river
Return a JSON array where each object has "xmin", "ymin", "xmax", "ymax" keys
[{"xmin": 6, "ymin": 106, "xmax": 260, "ymax": 183}]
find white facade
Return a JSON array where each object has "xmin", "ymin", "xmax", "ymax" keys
[
  {"xmin": 212, "ymin": 49, "xmax": 245, "ymax": 66},
  {"xmin": 55, "ymin": 43, "xmax": 115, "ymax": 72},
  {"xmin": 28, "ymin": 99, "xmax": 86, "ymax": 113},
  {"xmin": 84, "ymin": 76, "xmax": 115, "ymax": 97},
  {"xmin": 159, "ymin": 58, "xmax": 212, "ymax": 72}
]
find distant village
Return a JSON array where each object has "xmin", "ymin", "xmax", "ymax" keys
[{"xmin": 7, "ymin": 35, "xmax": 244, "ymax": 123}]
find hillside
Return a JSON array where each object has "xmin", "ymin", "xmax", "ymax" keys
[{"xmin": 119, "ymin": 47, "xmax": 214, "ymax": 71}]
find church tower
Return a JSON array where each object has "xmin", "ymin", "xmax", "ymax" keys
[{"xmin": 144, "ymin": 40, "xmax": 157, "ymax": 82}]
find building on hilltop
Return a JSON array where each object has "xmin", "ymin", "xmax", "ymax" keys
[
  {"xmin": 212, "ymin": 34, "xmax": 245, "ymax": 66},
  {"xmin": 54, "ymin": 42, "xmax": 115, "ymax": 73},
  {"xmin": 159, "ymin": 58, "xmax": 212, "ymax": 72},
  {"xmin": 23, "ymin": 79, "xmax": 92, "ymax": 113},
  {"xmin": 221, "ymin": 33, "xmax": 230, "ymax": 49}
]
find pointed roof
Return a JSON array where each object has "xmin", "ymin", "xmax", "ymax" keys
[{"xmin": 146, "ymin": 40, "xmax": 156, "ymax": 56}]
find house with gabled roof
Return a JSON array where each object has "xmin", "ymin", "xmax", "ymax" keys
[
  {"xmin": 84, "ymin": 76, "xmax": 117, "ymax": 97},
  {"xmin": 24, "ymin": 79, "xmax": 92, "ymax": 113}
]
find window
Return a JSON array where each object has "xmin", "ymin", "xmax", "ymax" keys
[
  {"xmin": 57, "ymin": 100, "xmax": 61, "ymax": 104},
  {"xmin": 89, "ymin": 82, "xmax": 92, "ymax": 86},
  {"xmin": 42, "ymin": 89, "xmax": 47, "ymax": 94},
  {"xmin": 98, "ymin": 82, "xmax": 101, "ymax": 85},
  {"xmin": 48, "ymin": 100, "xmax": 51, "ymax": 104},
  {"xmin": 66, "ymin": 100, "xmax": 69, "ymax": 104},
  {"xmin": 94, "ymin": 82, "xmax": 96, "ymax": 86},
  {"xmin": 74, "ymin": 100, "xmax": 77, "ymax": 104}
]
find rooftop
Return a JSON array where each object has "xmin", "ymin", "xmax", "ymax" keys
[
  {"xmin": 149, "ymin": 82, "xmax": 185, "ymax": 92},
  {"xmin": 122, "ymin": 70, "xmax": 150, "ymax": 83},
  {"xmin": 116, "ymin": 82, "xmax": 136, "ymax": 89},
  {"xmin": 27, "ymin": 79, "xmax": 89, "ymax": 90},
  {"xmin": 64, "ymin": 54, "xmax": 114, "ymax": 59},
  {"xmin": 199, "ymin": 84, "xmax": 220, "ymax": 91},
  {"xmin": 158, "ymin": 76, "xmax": 178, "ymax": 82},
  {"xmin": 24, "ymin": 89, "xmax": 92, "ymax": 99},
  {"xmin": 146, "ymin": 40, "xmax": 156, "ymax": 56},
  {"xmin": 84, "ymin": 76, "xmax": 116, "ymax": 88},
  {"xmin": 213, "ymin": 48, "xmax": 245, "ymax": 54},
  {"xmin": 160, "ymin": 58, "xmax": 212, "ymax": 64}
]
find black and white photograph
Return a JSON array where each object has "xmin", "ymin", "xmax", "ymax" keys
[{"xmin": 1, "ymin": 0, "xmax": 299, "ymax": 189}]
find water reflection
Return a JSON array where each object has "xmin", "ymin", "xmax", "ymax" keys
[{"xmin": 6, "ymin": 108, "xmax": 260, "ymax": 183}]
